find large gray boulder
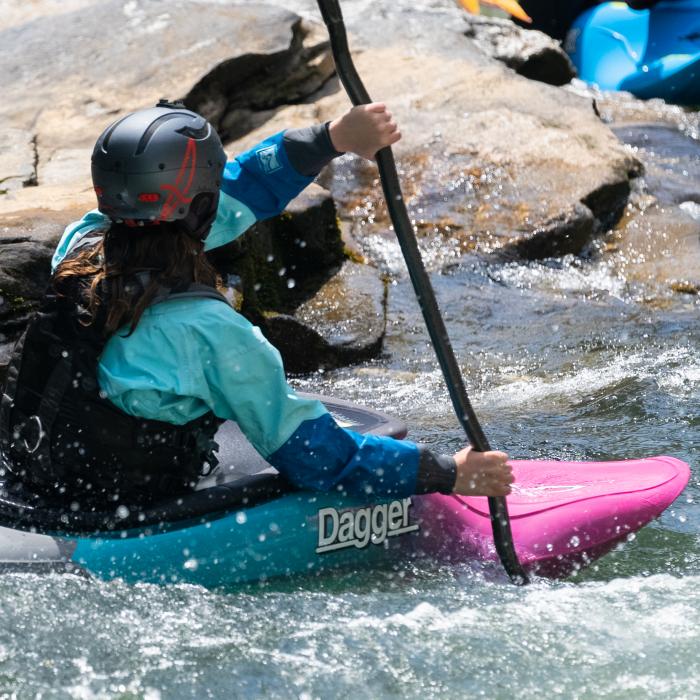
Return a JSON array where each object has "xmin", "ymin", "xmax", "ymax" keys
[
  {"xmin": 230, "ymin": 4, "xmax": 639, "ymax": 264},
  {"xmin": 317, "ymin": 46, "xmax": 637, "ymax": 262},
  {"xmin": 0, "ymin": 0, "xmax": 333, "ymax": 211}
]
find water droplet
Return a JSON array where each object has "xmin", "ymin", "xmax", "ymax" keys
[
  {"xmin": 235, "ymin": 511, "xmax": 247, "ymax": 524},
  {"xmin": 287, "ymin": 279, "xmax": 296, "ymax": 289}
]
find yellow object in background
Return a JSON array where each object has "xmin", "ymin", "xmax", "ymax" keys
[{"xmin": 458, "ymin": 0, "xmax": 532, "ymax": 22}]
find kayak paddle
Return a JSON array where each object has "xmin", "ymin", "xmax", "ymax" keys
[{"xmin": 317, "ymin": 0, "xmax": 529, "ymax": 585}]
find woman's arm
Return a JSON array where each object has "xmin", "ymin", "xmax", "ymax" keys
[
  {"xmin": 186, "ymin": 302, "xmax": 455, "ymax": 498},
  {"xmin": 204, "ymin": 102, "xmax": 401, "ymax": 250},
  {"xmin": 192, "ymin": 300, "xmax": 512, "ymax": 498}
]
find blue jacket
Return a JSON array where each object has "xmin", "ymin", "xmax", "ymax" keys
[{"xmin": 53, "ymin": 128, "xmax": 455, "ymax": 499}]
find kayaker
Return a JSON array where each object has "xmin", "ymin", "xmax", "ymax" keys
[{"xmin": 0, "ymin": 101, "xmax": 513, "ymax": 510}]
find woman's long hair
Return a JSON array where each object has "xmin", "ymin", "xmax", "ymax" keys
[{"xmin": 53, "ymin": 222, "xmax": 219, "ymax": 336}]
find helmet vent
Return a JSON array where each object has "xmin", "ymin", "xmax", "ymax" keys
[
  {"xmin": 176, "ymin": 123, "xmax": 210, "ymax": 140},
  {"xmin": 134, "ymin": 113, "xmax": 185, "ymax": 156},
  {"xmin": 101, "ymin": 115, "xmax": 130, "ymax": 152}
]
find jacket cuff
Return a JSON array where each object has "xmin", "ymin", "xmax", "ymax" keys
[
  {"xmin": 414, "ymin": 446, "xmax": 457, "ymax": 494},
  {"xmin": 283, "ymin": 122, "xmax": 344, "ymax": 177}
]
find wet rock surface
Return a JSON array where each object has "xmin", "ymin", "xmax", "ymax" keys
[
  {"xmin": 250, "ymin": 1, "xmax": 636, "ymax": 261},
  {"xmin": 209, "ymin": 184, "xmax": 345, "ymax": 315},
  {"xmin": 604, "ymin": 122, "xmax": 700, "ymax": 297},
  {"xmin": 264, "ymin": 261, "xmax": 386, "ymax": 374},
  {"xmin": 612, "ymin": 123, "xmax": 700, "ymax": 206},
  {"xmin": 314, "ymin": 47, "xmax": 637, "ymax": 263},
  {"xmin": 208, "ymin": 184, "xmax": 386, "ymax": 373}
]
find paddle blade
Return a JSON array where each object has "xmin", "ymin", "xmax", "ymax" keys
[
  {"xmin": 459, "ymin": 0, "xmax": 481, "ymax": 14},
  {"xmin": 459, "ymin": 0, "xmax": 532, "ymax": 22},
  {"xmin": 485, "ymin": 0, "xmax": 532, "ymax": 22}
]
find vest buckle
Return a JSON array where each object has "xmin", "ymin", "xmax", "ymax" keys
[{"xmin": 20, "ymin": 415, "xmax": 44, "ymax": 455}]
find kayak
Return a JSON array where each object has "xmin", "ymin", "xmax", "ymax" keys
[
  {"xmin": 415, "ymin": 455, "xmax": 690, "ymax": 577},
  {"xmin": 0, "ymin": 394, "xmax": 690, "ymax": 585},
  {"xmin": 566, "ymin": 0, "xmax": 700, "ymax": 105}
]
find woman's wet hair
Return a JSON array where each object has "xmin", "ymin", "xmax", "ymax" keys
[{"xmin": 53, "ymin": 221, "xmax": 220, "ymax": 336}]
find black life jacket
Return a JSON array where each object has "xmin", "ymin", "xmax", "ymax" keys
[{"xmin": 0, "ymin": 242, "xmax": 229, "ymax": 508}]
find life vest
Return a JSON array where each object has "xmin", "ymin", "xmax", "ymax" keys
[{"xmin": 0, "ymin": 242, "xmax": 228, "ymax": 508}]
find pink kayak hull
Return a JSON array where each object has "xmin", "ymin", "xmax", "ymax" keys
[{"xmin": 414, "ymin": 455, "xmax": 690, "ymax": 577}]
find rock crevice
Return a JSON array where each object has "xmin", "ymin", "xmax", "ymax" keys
[{"xmin": 186, "ymin": 19, "xmax": 334, "ymax": 142}]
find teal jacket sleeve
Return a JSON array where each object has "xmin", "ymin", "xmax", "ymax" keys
[{"xmin": 204, "ymin": 130, "xmax": 318, "ymax": 250}]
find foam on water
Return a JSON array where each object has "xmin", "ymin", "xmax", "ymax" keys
[{"xmin": 4, "ymin": 570, "xmax": 700, "ymax": 698}]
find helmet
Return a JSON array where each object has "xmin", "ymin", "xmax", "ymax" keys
[{"xmin": 91, "ymin": 100, "xmax": 226, "ymax": 239}]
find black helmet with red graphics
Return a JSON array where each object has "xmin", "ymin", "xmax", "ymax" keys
[{"xmin": 91, "ymin": 100, "xmax": 226, "ymax": 239}]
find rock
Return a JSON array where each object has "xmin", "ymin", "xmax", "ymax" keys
[
  {"xmin": 0, "ymin": 238, "xmax": 54, "ymax": 302},
  {"xmin": 0, "ymin": 0, "xmax": 97, "ymax": 32},
  {"xmin": 38, "ymin": 149, "xmax": 93, "ymax": 187},
  {"xmin": 208, "ymin": 184, "xmax": 345, "ymax": 313},
  {"xmin": 307, "ymin": 38, "xmax": 638, "ymax": 262},
  {"xmin": 612, "ymin": 124, "xmax": 700, "ymax": 206},
  {"xmin": 295, "ymin": 261, "xmax": 385, "ymax": 353},
  {"xmin": 578, "ymin": 81, "xmax": 700, "ymax": 140},
  {"xmin": 230, "ymin": 2, "xmax": 635, "ymax": 261},
  {"xmin": 209, "ymin": 184, "xmax": 387, "ymax": 372},
  {"xmin": 0, "ymin": 128, "xmax": 36, "ymax": 193},
  {"xmin": 600, "ymin": 124, "xmax": 700, "ymax": 296},
  {"xmin": 463, "ymin": 15, "xmax": 576, "ymax": 86},
  {"xmin": 499, "ymin": 203, "xmax": 595, "ymax": 259},
  {"xmin": 263, "ymin": 262, "xmax": 386, "ymax": 374},
  {"xmin": 0, "ymin": 0, "xmax": 333, "ymax": 203},
  {"xmin": 604, "ymin": 199, "xmax": 700, "ymax": 296},
  {"xmin": 0, "ymin": 231, "xmax": 56, "ymax": 384}
]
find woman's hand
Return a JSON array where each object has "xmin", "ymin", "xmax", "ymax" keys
[
  {"xmin": 452, "ymin": 447, "xmax": 514, "ymax": 497},
  {"xmin": 328, "ymin": 103, "xmax": 401, "ymax": 160}
]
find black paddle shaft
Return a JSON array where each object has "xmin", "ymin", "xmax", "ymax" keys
[{"xmin": 317, "ymin": 0, "xmax": 528, "ymax": 585}]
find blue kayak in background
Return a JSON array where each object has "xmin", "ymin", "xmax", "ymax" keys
[{"xmin": 566, "ymin": 0, "xmax": 700, "ymax": 105}]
